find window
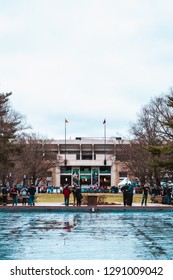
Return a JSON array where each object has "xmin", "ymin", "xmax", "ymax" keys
[
  {"xmin": 100, "ymin": 175, "xmax": 111, "ymax": 186},
  {"xmin": 80, "ymin": 175, "xmax": 91, "ymax": 185},
  {"xmin": 60, "ymin": 166, "xmax": 72, "ymax": 174},
  {"xmin": 100, "ymin": 167, "xmax": 111, "ymax": 174},
  {"xmin": 76, "ymin": 152, "xmax": 80, "ymax": 160},
  {"xmin": 82, "ymin": 152, "xmax": 92, "ymax": 160},
  {"xmin": 80, "ymin": 166, "xmax": 91, "ymax": 173}
]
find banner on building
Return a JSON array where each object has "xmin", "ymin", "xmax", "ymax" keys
[{"xmin": 72, "ymin": 169, "xmax": 79, "ymax": 186}]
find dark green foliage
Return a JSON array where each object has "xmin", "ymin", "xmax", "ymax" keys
[
  {"xmin": 147, "ymin": 93, "xmax": 173, "ymax": 172},
  {"xmin": 0, "ymin": 92, "xmax": 24, "ymax": 185}
]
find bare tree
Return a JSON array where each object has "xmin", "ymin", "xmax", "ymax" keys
[
  {"xmin": 129, "ymin": 92, "xmax": 173, "ymax": 184},
  {"xmin": 114, "ymin": 139, "xmax": 154, "ymax": 185},
  {"xmin": 131, "ymin": 94, "xmax": 172, "ymax": 144},
  {"xmin": 13, "ymin": 133, "xmax": 63, "ymax": 185},
  {"xmin": 147, "ymin": 91, "xmax": 173, "ymax": 174}
]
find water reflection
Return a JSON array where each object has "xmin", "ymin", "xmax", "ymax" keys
[{"xmin": 0, "ymin": 211, "xmax": 173, "ymax": 260}]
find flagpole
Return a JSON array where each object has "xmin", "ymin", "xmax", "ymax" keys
[
  {"xmin": 65, "ymin": 119, "xmax": 67, "ymax": 166},
  {"xmin": 103, "ymin": 119, "xmax": 106, "ymax": 165}
]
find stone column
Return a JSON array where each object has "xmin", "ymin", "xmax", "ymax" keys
[{"xmin": 111, "ymin": 157, "xmax": 116, "ymax": 186}]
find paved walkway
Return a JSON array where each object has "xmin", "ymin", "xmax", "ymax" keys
[
  {"xmin": 27, "ymin": 202, "xmax": 166, "ymax": 207},
  {"xmin": 1, "ymin": 199, "xmax": 173, "ymax": 212},
  {"xmin": 0, "ymin": 202, "xmax": 166, "ymax": 207},
  {"xmin": 1, "ymin": 201, "xmax": 172, "ymax": 208}
]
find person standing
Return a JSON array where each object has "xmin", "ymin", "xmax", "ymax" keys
[
  {"xmin": 141, "ymin": 183, "xmax": 150, "ymax": 206},
  {"xmin": 21, "ymin": 186, "xmax": 28, "ymax": 205},
  {"xmin": 10, "ymin": 185, "xmax": 18, "ymax": 206},
  {"xmin": 1, "ymin": 184, "xmax": 8, "ymax": 206},
  {"xmin": 165, "ymin": 186, "xmax": 172, "ymax": 205},
  {"xmin": 71, "ymin": 185, "xmax": 77, "ymax": 206},
  {"xmin": 28, "ymin": 184, "xmax": 36, "ymax": 206},
  {"xmin": 75, "ymin": 186, "xmax": 83, "ymax": 206},
  {"xmin": 121, "ymin": 183, "xmax": 128, "ymax": 206},
  {"xmin": 127, "ymin": 183, "xmax": 134, "ymax": 206},
  {"xmin": 63, "ymin": 185, "xmax": 71, "ymax": 206}
]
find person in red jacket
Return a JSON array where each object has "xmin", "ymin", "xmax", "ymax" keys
[{"xmin": 63, "ymin": 185, "xmax": 71, "ymax": 206}]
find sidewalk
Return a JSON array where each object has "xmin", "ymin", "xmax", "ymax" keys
[
  {"xmin": 1, "ymin": 202, "xmax": 171, "ymax": 207},
  {"xmin": 30, "ymin": 202, "xmax": 166, "ymax": 207},
  {"xmin": 0, "ymin": 203, "xmax": 172, "ymax": 213}
]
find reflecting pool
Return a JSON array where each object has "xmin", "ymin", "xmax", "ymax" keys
[{"xmin": 0, "ymin": 211, "xmax": 173, "ymax": 260}]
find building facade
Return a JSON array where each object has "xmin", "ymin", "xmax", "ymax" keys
[{"xmin": 48, "ymin": 137, "xmax": 132, "ymax": 187}]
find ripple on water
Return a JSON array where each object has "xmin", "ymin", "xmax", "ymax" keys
[{"xmin": 0, "ymin": 211, "xmax": 173, "ymax": 260}]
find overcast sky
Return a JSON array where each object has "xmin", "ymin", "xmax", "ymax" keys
[{"xmin": 0, "ymin": 0, "xmax": 173, "ymax": 140}]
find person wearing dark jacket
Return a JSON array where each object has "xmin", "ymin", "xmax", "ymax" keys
[
  {"xmin": 28, "ymin": 184, "xmax": 36, "ymax": 206},
  {"xmin": 126, "ymin": 183, "xmax": 134, "ymax": 206},
  {"xmin": 141, "ymin": 184, "xmax": 150, "ymax": 206},
  {"xmin": 71, "ymin": 185, "xmax": 76, "ymax": 206},
  {"xmin": 165, "ymin": 186, "xmax": 172, "ymax": 205},
  {"xmin": 75, "ymin": 186, "xmax": 83, "ymax": 206},
  {"xmin": 1, "ymin": 185, "xmax": 8, "ymax": 205},
  {"xmin": 121, "ymin": 184, "xmax": 128, "ymax": 206}
]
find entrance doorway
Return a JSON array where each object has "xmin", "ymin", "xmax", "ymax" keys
[
  {"xmin": 80, "ymin": 175, "xmax": 91, "ymax": 185},
  {"xmin": 100, "ymin": 175, "xmax": 111, "ymax": 186},
  {"xmin": 61, "ymin": 175, "xmax": 71, "ymax": 186}
]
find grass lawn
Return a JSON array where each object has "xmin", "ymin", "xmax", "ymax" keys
[{"xmin": 36, "ymin": 193, "xmax": 150, "ymax": 204}]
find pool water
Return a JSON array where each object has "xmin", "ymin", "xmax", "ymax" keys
[{"xmin": 0, "ymin": 211, "xmax": 173, "ymax": 260}]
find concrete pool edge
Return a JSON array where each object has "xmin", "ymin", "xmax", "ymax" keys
[{"xmin": 0, "ymin": 205, "xmax": 173, "ymax": 212}]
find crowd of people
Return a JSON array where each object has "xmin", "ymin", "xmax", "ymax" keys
[
  {"xmin": 121, "ymin": 182, "xmax": 152, "ymax": 206},
  {"xmin": 0, "ymin": 183, "xmax": 83, "ymax": 207},
  {"xmin": 64, "ymin": 181, "xmax": 173, "ymax": 207},
  {"xmin": 63, "ymin": 185, "xmax": 83, "ymax": 206},
  {"xmin": 121, "ymin": 182, "xmax": 172, "ymax": 206},
  {"xmin": 0, "ymin": 181, "xmax": 172, "ymax": 207},
  {"xmin": 150, "ymin": 184, "xmax": 173, "ymax": 205},
  {"xmin": 1, "ymin": 184, "xmax": 36, "ymax": 206}
]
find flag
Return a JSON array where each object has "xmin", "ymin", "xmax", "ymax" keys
[
  {"xmin": 103, "ymin": 118, "xmax": 106, "ymax": 124},
  {"xmin": 65, "ymin": 118, "xmax": 68, "ymax": 123}
]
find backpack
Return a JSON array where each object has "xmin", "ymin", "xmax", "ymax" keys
[{"xmin": 21, "ymin": 189, "xmax": 27, "ymax": 196}]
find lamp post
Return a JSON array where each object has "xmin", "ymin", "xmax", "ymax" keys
[
  {"xmin": 65, "ymin": 119, "xmax": 68, "ymax": 166},
  {"xmin": 103, "ymin": 119, "xmax": 106, "ymax": 165}
]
